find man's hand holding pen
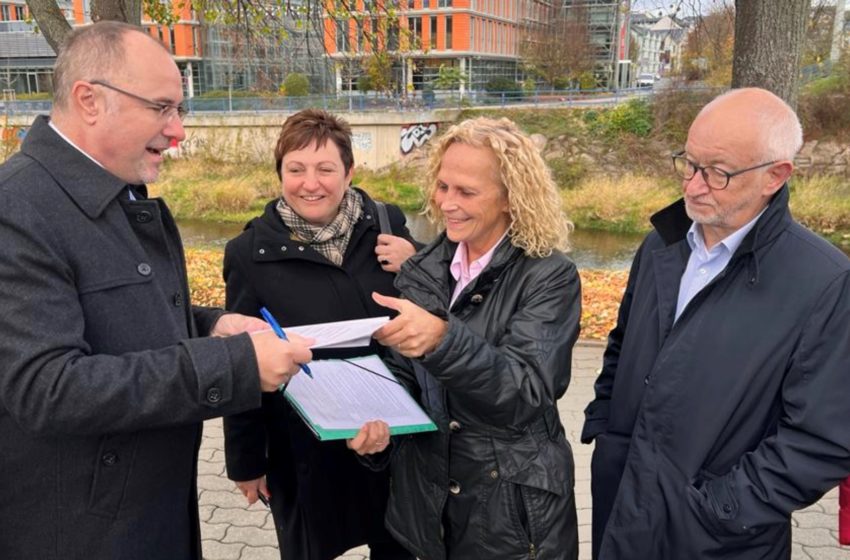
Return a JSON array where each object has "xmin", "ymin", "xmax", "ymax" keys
[{"xmin": 250, "ymin": 330, "xmax": 314, "ymax": 391}]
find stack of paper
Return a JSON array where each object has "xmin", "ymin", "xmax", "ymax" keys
[
  {"xmin": 284, "ymin": 355, "xmax": 437, "ymax": 441},
  {"xmin": 286, "ymin": 316, "xmax": 390, "ymax": 349}
]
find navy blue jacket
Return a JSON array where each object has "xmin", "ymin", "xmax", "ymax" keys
[{"xmin": 583, "ymin": 186, "xmax": 850, "ymax": 559}]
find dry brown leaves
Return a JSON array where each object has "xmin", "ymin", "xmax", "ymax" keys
[
  {"xmin": 185, "ymin": 248, "xmax": 225, "ymax": 308},
  {"xmin": 185, "ymin": 249, "xmax": 628, "ymax": 340},
  {"xmin": 579, "ymin": 269, "xmax": 628, "ymax": 340}
]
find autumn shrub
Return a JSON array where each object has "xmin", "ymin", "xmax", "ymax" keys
[
  {"xmin": 789, "ymin": 174, "xmax": 850, "ymax": 233},
  {"xmin": 562, "ymin": 174, "xmax": 679, "ymax": 233},
  {"xmin": 651, "ymin": 87, "xmax": 720, "ymax": 145}
]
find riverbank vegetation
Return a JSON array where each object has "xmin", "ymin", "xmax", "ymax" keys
[{"xmin": 152, "ymin": 88, "xmax": 850, "ymax": 248}]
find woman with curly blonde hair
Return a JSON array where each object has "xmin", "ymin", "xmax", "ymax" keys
[{"xmin": 354, "ymin": 116, "xmax": 581, "ymax": 559}]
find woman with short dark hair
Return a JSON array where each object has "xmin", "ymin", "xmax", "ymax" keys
[{"xmin": 223, "ymin": 109, "xmax": 416, "ymax": 560}]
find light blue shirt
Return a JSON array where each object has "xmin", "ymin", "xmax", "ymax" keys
[{"xmin": 675, "ymin": 209, "xmax": 767, "ymax": 321}]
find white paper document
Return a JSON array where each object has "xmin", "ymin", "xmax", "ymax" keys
[
  {"xmin": 286, "ymin": 316, "xmax": 390, "ymax": 349},
  {"xmin": 283, "ymin": 355, "xmax": 437, "ymax": 441}
]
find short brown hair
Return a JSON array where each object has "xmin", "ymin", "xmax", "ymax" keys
[
  {"xmin": 274, "ymin": 109, "xmax": 354, "ymax": 180},
  {"xmin": 52, "ymin": 21, "xmax": 162, "ymax": 110}
]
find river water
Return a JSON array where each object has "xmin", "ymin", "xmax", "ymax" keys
[{"xmin": 178, "ymin": 213, "xmax": 644, "ymax": 270}]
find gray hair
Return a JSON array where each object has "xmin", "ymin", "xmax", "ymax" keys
[
  {"xmin": 701, "ymin": 88, "xmax": 803, "ymax": 162},
  {"xmin": 52, "ymin": 22, "xmax": 160, "ymax": 110}
]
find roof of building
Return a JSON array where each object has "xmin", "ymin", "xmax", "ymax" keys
[{"xmin": 0, "ymin": 27, "xmax": 56, "ymax": 58}]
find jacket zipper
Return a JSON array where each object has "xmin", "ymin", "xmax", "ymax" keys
[{"xmin": 529, "ymin": 543, "xmax": 537, "ymax": 559}]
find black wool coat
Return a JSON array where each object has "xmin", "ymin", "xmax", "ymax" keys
[
  {"xmin": 0, "ymin": 116, "xmax": 261, "ymax": 560},
  {"xmin": 582, "ymin": 186, "xmax": 850, "ymax": 560},
  {"xmin": 223, "ymin": 192, "xmax": 415, "ymax": 560}
]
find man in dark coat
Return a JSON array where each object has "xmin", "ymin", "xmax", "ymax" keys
[
  {"xmin": 582, "ymin": 87, "xmax": 850, "ymax": 559},
  {"xmin": 0, "ymin": 22, "xmax": 311, "ymax": 560}
]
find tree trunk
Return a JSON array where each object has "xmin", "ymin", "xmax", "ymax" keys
[
  {"xmin": 90, "ymin": 0, "xmax": 142, "ymax": 26},
  {"xmin": 26, "ymin": 0, "xmax": 72, "ymax": 53},
  {"xmin": 732, "ymin": 0, "xmax": 811, "ymax": 108}
]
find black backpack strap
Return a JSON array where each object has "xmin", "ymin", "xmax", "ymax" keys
[{"xmin": 374, "ymin": 201, "xmax": 392, "ymax": 235}]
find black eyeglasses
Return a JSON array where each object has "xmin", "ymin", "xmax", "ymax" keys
[
  {"xmin": 90, "ymin": 79, "xmax": 187, "ymax": 122},
  {"xmin": 672, "ymin": 151, "xmax": 776, "ymax": 190}
]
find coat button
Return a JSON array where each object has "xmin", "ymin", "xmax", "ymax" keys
[
  {"xmin": 258, "ymin": 248, "xmax": 266, "ymax": 255},
  {"xmin": 470, "ymin": 294, "xmax": 484, "ymax": 304},
  {"xmin": 280, "ymin": 246, "xmax": 287, "ymax": 252},
  {"xmin": 297, "ymin": 246, "xmax": 305, "ymax": 252},
  {"xmin": 722, "ymin": 503, "xmax": 733, "ymax": 514},
  {"xmin": 101, "ymin": 451, "xmax": 118, "ymax": 466},
  {"xmin": 136, "ymin": 263, "xmax": 152, "ymax": 276},
  {"xmin": 135, "ymin": 210, "xmax": 152, "ymax": 223},
  {"xmin": 644, "ymin": 375, "xmax": 651, "ymax": 385},
  {"xmin": 448, "ymin": 480, "xmax": 461, "ymax": 495},
  {"xmin": 173, "ymin": 293, "xmax": 183, "ymax": 307},
  {"xmin": 206, "ymin": 387, "xmax": 222, "ymax": 404},
  {"xmin": 448, "ymin": 420, "xmax": 461, "ymax": 433},
  {"xmin": 490, "ymin": 469, "xmax": 499, "ymax": 479}
]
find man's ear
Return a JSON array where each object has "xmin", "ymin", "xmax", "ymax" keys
[
  {"xmin": 763, "ymin": 161, "xmax": 793, "ymax": 196},
  {"xmin": 70, "ymin": 81, "xmax": 100, "ymax": 125}
]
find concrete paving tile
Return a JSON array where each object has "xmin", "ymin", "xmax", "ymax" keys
[
  {"xmin": 793, "ymin": 542, "xmax": 812, "ymax": 559},
  {"xmin": 202, "ymin": 540, "xmax": 244, "ymax": 560},
  {"xmin": 201, "ymin": 520, "xmax": 229, "ymax": 540},
  {"xmin": 239, "ymin": 545, "xmax": 281, "ymax": 560},
  {"xmin": 223, "ymin": 526, "xmax": 279, "ymax": 548},
  {"xmin": 210, "ymin": 449, "xmax": 228, "ymax": 463},
  {"xmin": 200, "ymin": 490, "xmax": 252, "ymax": 508},
  {"xmin": 209, "ymin": 507, "xmax": 270, "ymax": 528},
  {"xmin": 199, "ymin": 504, "xmax": 216, "ymax": 522},
  {"xmin": 199, "ymin": 474, "xmax": 240, "ymax": 492},
  {"xmin": 796, "ymin": 528, "xmax": 843, "ymax": 548},
  {"xmin": 800, "ymin": 546, "xmax": 850, "ymax": 559},
  {"xmin": 796, "ymin": 511, "xmax": 839, "ymax": 530},
  {"xmin": 198, "ymin": 459, "xmax": 226, "ymax": 476}
]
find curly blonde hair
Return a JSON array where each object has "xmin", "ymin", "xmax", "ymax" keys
[{"xmin": 424, "ymin": 117, "xmax": 572, "ymax": 257}]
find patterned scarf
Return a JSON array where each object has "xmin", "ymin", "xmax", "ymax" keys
[{"xmin": 276, "ymin": 188, "xmax": 363, "ymax": 266}]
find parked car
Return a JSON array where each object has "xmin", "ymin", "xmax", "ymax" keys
[{"xmin": 636, "ymin": 73, "xmax": 657, "ymax": 88}]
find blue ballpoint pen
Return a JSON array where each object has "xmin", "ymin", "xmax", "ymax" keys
[{"xmin": 259, "ymin": 306, "xmax": 313, "ymax": 378}]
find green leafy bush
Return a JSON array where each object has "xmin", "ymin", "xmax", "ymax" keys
[
  {"xmin": 485, "ymin": 77, "xmax": 522, "ymax": 98},
  {"xmin": 282, "ymin": 73, "xmax": 310, "ymax": 97},
  {"xmin": 603, "ymin": 98, "xmax": 653, "ymax": 137}
]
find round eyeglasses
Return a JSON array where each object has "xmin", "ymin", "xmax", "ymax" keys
[{"xmin": 672, "ymin": 151, "xmax": 775, "ymax": 190}]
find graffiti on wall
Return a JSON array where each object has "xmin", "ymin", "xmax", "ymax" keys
[
  {"xmin": 352, "ymin": 131, "xmax": 373, "ymax": 151},
  {"xmin": 400, "ymin": 123, "xmax": 437, "ymax": 155}
]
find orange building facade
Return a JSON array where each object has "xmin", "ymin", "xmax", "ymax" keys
[
  {"xmin": 0, "ymin": 0, "xmax": 201, "ymax": 96},
  {"xmin": 324, "ymin": 0, "xmax": 552, "ymax": 92}
]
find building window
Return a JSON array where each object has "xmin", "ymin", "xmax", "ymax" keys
[
  {"xmin": 445, "ymin": 15, "xmax": 452, "ymax": 49},
  {"xmin": 15, "ymin": 5, "xmax": 24, "ymax": 19},
  {"xmin": 370, "ymin": 17, "xmax": 378, "ymax": 51},
  {"xmin": 430, "ymin": 15, "xmax": 437, "ymax": 49},
  {"xmin": 470, "ymin": 16, "xmax": 475, "ymax": 50},
  {"xmin": 438, "ymin": 0, "xmax": 450, "ymax": 7},
  {"xmin": 387, "ymin": 19, "xmax": 399, "ymax": 51},
  {"xmin": 336, "ymin": 19, "xmax": 349, "ymax": 52},
  {"xmin": 408, "ymin": 16, "xmax": 421, "ymax": 49},
  {"xmin": 170, "ymin": 28, "xmax": 176, "ymax": 54},
  {"xmin": 1, "ymin": 6, "xmax": 9, "ymax": 20}
]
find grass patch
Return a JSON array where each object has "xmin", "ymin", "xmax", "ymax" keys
[
  {"xmin": 562, "ymin": 174, "xmax": 680, "ymax": 233},
  {"xmin": 150, "ymin": 157, "xmax": 426, "ymax": 222},
  {"xmin": 354, "ymin": 164, "xmax": 425, "ymax": 212},
  {"xmin": 789, "ymin": 174, "xmax": 850, "ymax": 234}
]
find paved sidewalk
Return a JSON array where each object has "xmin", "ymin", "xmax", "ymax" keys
[{"xmin": 198, "ymin": 342, "xmax": 850, "ymax": 560}]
